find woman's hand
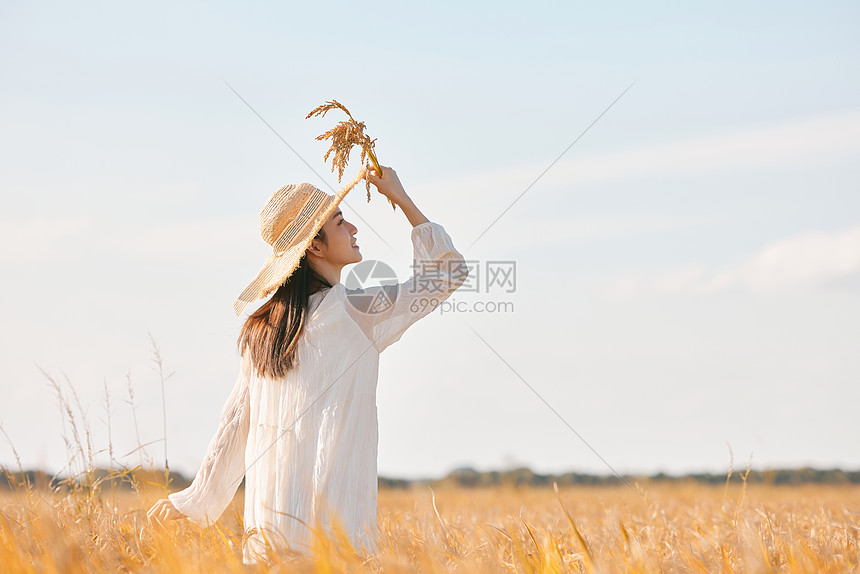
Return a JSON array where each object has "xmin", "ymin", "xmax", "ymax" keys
[
  {"xmin": 364, "ymin": 165, "xmax": 410, "ymax": 207},
  {"xmin": 147, "ymin": 498, "xmax": 186, "ymax": 523}
]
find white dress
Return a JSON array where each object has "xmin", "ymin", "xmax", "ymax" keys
[{"xmin": 168, "ymin": 221, "xmax": 468, "ymax": 563}]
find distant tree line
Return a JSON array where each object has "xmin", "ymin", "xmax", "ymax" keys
[
  {"xmin": 395, "ymin": 466, "xmax": 860, "ymax": 489},
  {"xmin": 4, "ymin": 466, "xmax": 860, "ymax": 492}
]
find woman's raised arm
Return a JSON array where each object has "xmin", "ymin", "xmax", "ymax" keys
[{"xmin": 346, "ymin": 167, "xmax": 469, "ymax": 353}]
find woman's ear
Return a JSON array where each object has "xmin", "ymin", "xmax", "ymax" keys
[{"xmin": 306, "ymin": 237, "xmax": 325, "ymax": 258}]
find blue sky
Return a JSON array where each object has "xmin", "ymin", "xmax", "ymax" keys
[{"xmin": 1, "ymin": 1, "xmax": 858, "ymax": 480}]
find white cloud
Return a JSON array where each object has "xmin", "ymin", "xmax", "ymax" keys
[
  {"xmin": 0, "ymin": 216, "xmax": 93, "ymax": 267},
  {"xmin": 607, "ymin": 225, "xmax": 860, "ymax": 298},
  {"xmin": 474, "ymin": 211, "xmax": 719, "ymax": 253},
  {"xmin": 0, "ymin": 213, "xmax": 259, "ymax": 267},
  {"xmin": 412, "ymin": 106, "xmax": 860, "ymax": 209},
  {"xmin": 107, "ymin": 216, "xmax": 254, "ymax": 262},
  {"xmin": 546, "ymin": 107, "xmax": 860, "ymax": 187}
]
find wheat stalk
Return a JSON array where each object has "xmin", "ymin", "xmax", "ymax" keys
[{"xmin": 306, "ymin": 100, "xmax": 396, "ymax": 210}]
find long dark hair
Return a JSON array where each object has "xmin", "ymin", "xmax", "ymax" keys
[{"xmin": 237, "ymin": 227, "xmax": 333, "ymax": 379}]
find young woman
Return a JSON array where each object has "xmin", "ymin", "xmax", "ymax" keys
[{"xmin": 147, "ymin": 166, "xmax": 468, "ymax": 563}]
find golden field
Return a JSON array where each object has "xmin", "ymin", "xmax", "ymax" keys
[{"xmin": 0, "ymin": 475, "xmax": 858, "ymax": 573}]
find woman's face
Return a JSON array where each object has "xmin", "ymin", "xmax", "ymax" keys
[{"xmin": 315, "ymin": 208, "xmax": 361, "ymax": 266}]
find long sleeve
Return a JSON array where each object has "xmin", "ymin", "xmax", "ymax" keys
[
  {"xmin": 345, "ymin": 221, "xmax": 469, "ymax": 353},
  {"xmin": 168, "ymin": 351, "xmax": 252, "ymax": 527}
]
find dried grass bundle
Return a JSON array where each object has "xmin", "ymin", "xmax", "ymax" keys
[{"xmin": 306, "ymin": 100, "xmax": 396, "ymax": 210}]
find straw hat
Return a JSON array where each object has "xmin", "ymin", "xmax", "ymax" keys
[{"xmin": 233, "ymin": 168, "xmax": 367, "ymax": 317}]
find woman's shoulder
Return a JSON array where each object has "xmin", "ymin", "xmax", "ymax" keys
[
  {"xmin": 309, "ymin": 284, "xmax": 336, "ymax": 307},
  {"xmin": 306, "ymin": 284, "xmax": 350, "ymax": 325}
]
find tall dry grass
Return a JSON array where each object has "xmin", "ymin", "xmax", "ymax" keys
[
  {"xmin": 1, "ymin": 477, "xmax": 858, "ymax": 572},
  {"xmin": 1, "ymin": 338, "xmax": 857, "ymax": 572}
]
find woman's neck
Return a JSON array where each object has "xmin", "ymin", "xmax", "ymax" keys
[
  {"xmin": 308, "ymin": 260, "xmax": 342, "ymax": 289},
  {"xmin": 309, "ymin": 276, "xmax": 335, "ymax": 294}
]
